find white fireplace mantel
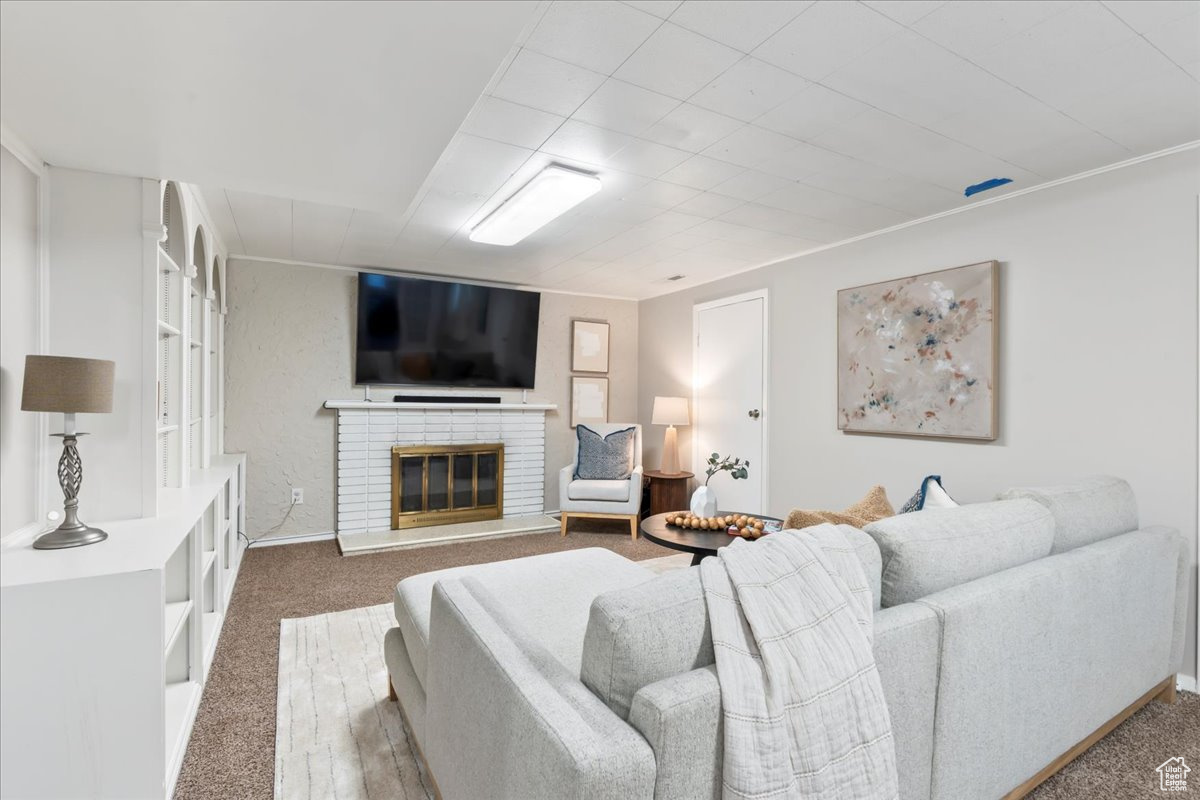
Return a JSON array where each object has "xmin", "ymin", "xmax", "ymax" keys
[{"xmin": 327, "ymin": 400, "xmax": 558, "ymax": 537}]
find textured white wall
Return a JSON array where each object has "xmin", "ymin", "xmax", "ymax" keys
[
  {"xmin": 638, "ymin": 149, "xmax": 1200, "ymax": 685},
  {"xmin": 224, "ymin": 259, "xmax": 637, "ymax": 541},
  {"xmin": 0, "ymin": 147, "xmax": 41, "ymax": 537}
]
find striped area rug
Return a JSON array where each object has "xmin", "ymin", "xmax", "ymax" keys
[
  {"xmin": 274, "ymin": 553, "xmax": 691, "ymax": 799},
  {"xmin": 275, "ymin": 603, "xmax": 432, "ymax": 800}
]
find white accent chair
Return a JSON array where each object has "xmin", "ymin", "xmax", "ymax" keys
[{"xmin": 559, "ymin": 423, "xmax": 643, "ymax": 540}]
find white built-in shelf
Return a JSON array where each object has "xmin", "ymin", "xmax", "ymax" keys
[
  {"xmin": 202, "ymin": 612, "xmax": 221, "ymax": 663},
  {"xmin": 190, "ymin": 417, "xmax": 202, "ymax": 425},
  {"xmin": 190, "ymin": 339, "xmax": 202, "ymax": 349},
  {"xmin": 164, "ymin": 680, "xmax": 201, "ymax": 774},
  {"xmin": 157, "ymin": 424, "xmax": 179, "ymax": 435},
  {"xmin": 163, "ymin": 600, "xmax": 191, "ymax": 654},
  {"xmin": 158, "ymin": 247, "xmax": 181, "ymax": 273},
  {"xmin": 158, "ymin": 320, "xmax": 181, "ymax": 337},
  {"xmin": 324, "ymin": 400, "xmax": 558, "ymax": 411},
  {"xmin": 201, "ymin": 550, "xmax": 216, "ymax": 577}
]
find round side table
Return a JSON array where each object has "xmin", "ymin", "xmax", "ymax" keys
[{"xmin": 643, "ymin": 470, "xmax": 694, "ymax": 517}]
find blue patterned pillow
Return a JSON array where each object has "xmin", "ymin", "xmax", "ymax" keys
[
  {"xmin": 574, "ymin": 426, "xmax": 637, "ymax": 480},
  {"xmin": 900, "ymin": 475, "xmax": 959, "ymax": 513}
]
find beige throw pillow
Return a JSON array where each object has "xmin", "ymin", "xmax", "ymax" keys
[{"xmin": 784, "ymin": 485, "xmax": 895, "ymax": 530}]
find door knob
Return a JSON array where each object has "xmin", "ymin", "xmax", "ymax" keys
[{"xmin": 748, "ymin": 409, "xmax": 761, "ymax": 419}]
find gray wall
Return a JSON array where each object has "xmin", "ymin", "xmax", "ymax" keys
[
  {"xmin": 0, "ymin": 147, "xmax": 41, "ymax": 537},
  {"xmin": 638, "ymin": 150, "xmax": 1199, "ymax": 683},
  {"xmin": 224, "ymin": 258, "xmax": 637, "ymax": 541}
]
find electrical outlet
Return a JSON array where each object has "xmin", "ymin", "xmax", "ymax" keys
[{"xmin": 291, "ymin": 488, "xmax": 304, "ymax": 505}]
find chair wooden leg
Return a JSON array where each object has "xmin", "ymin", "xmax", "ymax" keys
[
  {"xmin": 387, "ymin": 677, "xmax": 397, "ymax": 702},
  {"xmin": 629, "ymin": 516, "xmax": 639, "ymax": 540},
  {"xmin": 560, "ymin": 514, "xmax": 569, "ymax": 537}
]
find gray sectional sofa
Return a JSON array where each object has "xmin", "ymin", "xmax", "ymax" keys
[{"xmin": 382, "ymin": 476, "xmax": 1190, "ymax": 800}]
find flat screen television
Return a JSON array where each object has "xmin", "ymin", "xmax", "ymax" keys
[{"xmin": 355, "ymin": 272, "xmax": 541, "ymax": 388}]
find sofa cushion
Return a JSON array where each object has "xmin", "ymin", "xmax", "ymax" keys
[
  {"xmin": 996, "ymin": 475, "xmax": 1137, "ymax": 554},
  {"xmin": 582, "ymin": 567, "xmax": 712, "ymax": 721},
  {"xmin": 568, "ymin": 479, "xmax": 631, "ymax": 502},
  {"xmin": 583, "ymin": 526, "xmax": 884, "ymax": 720},
  {"xmin": 574, "ymin": 425, "xmax": 637, "ymax": 480},
  {"xmin": 864, "ymin": 499, "xmax": 1054, "ymax": 607},
  {"xmin": 394, "ymin": 547, "xmax": 652, "ymax": 689}
]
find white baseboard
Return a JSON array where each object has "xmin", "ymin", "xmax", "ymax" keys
[
  {"xmin": 247, "ymin": 530, "xmax": 336, "ymax": 548},
  {"xmin": 1178, "ymin": 674, "xmax": 1198, "ymax": 694}
]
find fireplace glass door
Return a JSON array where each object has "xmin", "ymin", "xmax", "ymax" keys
[{"xmin": 390, "ymin": 443, "xmax": 504, "ymax": 529}]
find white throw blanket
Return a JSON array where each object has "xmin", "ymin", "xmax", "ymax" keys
[{"xmin": 700, "ymin": 524, "xmax": 899, "ymax": 800}]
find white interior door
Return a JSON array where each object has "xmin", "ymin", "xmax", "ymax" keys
[{"xmin": 693, "ymin": 291, "xmax": 767, "ymax": 513}]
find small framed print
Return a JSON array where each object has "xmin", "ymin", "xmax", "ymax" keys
[
  {"xmin": 571, "ymin": 319, "xmax": 610, "ymax": 373},
  {"xmin": 571, "ymin": 376, "xmax": 609, "ymax": 428}
]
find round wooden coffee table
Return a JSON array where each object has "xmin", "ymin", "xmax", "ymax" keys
[{"xmin": 640, "ymin": 511, "xmax": 784, "ymax": 566}]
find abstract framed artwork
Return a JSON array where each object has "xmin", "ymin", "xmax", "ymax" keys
[
  {"xmin": 837, "ymin": 261, "xmax": 998, "ymax": 440},
  {"xmin": 571, "ymin": 319, "xmax": 610, "ymax": 373},
  {"xmin": 571, "ymin": 376, "xmax": 609, "ymax": 428}
]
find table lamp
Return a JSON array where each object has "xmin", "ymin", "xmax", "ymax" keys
[
  {"xmin": 651, "ymin": 396, "xmax": 689, "ymax": 475},
  {"xmin": 21, "ymin": 355, "xmax": 115, "ymax": 550}
]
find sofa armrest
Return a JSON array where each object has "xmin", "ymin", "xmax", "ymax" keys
[
  {"xmin": 559, "ymin": 464, "xmax": 575, "ymax": 511},
  {"xmin": 426, "ymin": 577, "xmax": 656, "ymax": 800},
  {"xmin": 630, "ymin": 465, "xmax": 645, "ymax": 505},
  {"xmin": 628, "ymin": 666, "xmax": 721, "ymax": 800}
]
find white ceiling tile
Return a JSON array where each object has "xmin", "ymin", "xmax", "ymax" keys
[
  {"xmin": 640, "ymin": 102, "xmax": 744, "ymax": 151},
  {"xmin": 659, "ymin": 228, "xmax": 717, "ymax": 249},
  {"xmin": 198, "ymin": 187, "xmax": 245, "ymax": 254},
  {"xmin": 225, "ymin": 190, "xmax": 292, "ymax": 257},
  {"xmin": 755, "ymin": 182, "xmax": 908, "ymax": 230},
  {"xmin": 1140, "ymin": 11, "xmax": 1200, "ymax": 77},
  {"xmin": 406, "ymin": 188, "xmax": 487, "ymax": 234},
  {"xmin": 702, "ymin": 125, "xmax": 802, "ymax": 168},
  {"xmin": 432, "ymin": 134, "xmax": 534, "ymax": 199},
  {"xmin": 614, "ymin": 22, "xmax": 742, "ymax": 99},
  {"xmin": 607, "ymin": 139, "xmax": 693, "ymax": 177},
  {"xmin": 690, "ymin": 56, "xmax": 809, "ymax": 121},
  {"xmin": 636, "ymin": 209, "xmax": 708, "ymax": 236},
  {"xmin": 668, "ymin": 1, "xmax": 813, "ymax": 53},
  {"xmin": 1097, "ymin": 0, "xmax": 1196, "ymax": 33},
  {"xmin": 755, "ymin": 140, "xmax": 856, "ymax": 181},
  {"xmin": 525, "ymin": 1, "xmax": 661, "ymax": 74},
  {"xmin": 754, "ymin": 84, "xmax": 873, "ymax": 141},
  {"xmin": 291, "ymin": 200, "xmax": 353, "ymax": 264},
  {"xmin": 997, "ymin": 130, "xmax": 1131, "ymax": 179},
  {"xmin": 673, "ymin": 190, "xmax": 746, "ymax": 217},
  {"xmin": 619, "ymin": 179, "xmax": 701, "ymax": 208},
  {"xmin": 460, "ymin": 96, "xmax": 565, "ymax": 150},
  {"xmin": 720, "ymin": 203, "xmax": 855, "ymax": 241},
  {"xmin": 592, "ymin": 197, "xmax": 669, "ymax": 226},
  {"xmin": 491, "ymin": 49, "xmax": 606, "ymax": 116},
  {"xmin": 753, "ymin": 0, "xmax": 905, "ymax": 80},
  {"xmin": 572, "ymin": 78, "xmax": 680, "ymax": 136},
  {"xmin": 912, "ymin": 0, "xmax": 1076, "ymax": 54},
  {"xmin": 392, "ymin": 223, "xmax": 453, "ymax": 259},
  {"xmin": 341, "ymin": 208, "xmax": 405, "ymax": 249},
  {"xmin": 540, "ymin": 119, "xmax": 634, "ymax": 163},
  {"xmin": 861, "ymin": 0, "xmax": 947, "ymax": 26},
  {"xmin": 710, "ymin": 169, "xmax": 794, "ymax": 201},
  {"xmin": 659, "ymin": 154, "xmax": 745, "ymax": 189},
  {"xmin": 621, "ymin": 1, "xmax": 683, "ymax": 20}
]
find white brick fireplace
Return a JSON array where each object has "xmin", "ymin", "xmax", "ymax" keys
[{"xmin": 324, "ymin": 400, "xmax": 556, "ymax": 537}]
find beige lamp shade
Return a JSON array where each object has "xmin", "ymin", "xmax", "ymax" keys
[
  {"xmin": 652, "ymin": 396, "xmax": 689, "ymax": 426},
  {"xmin": 21, "ymin": 355, "xmax": 115, "ymax": 413}
]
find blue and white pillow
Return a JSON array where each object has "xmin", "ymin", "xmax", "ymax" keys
[
  {"xmin": 899, "ymin": 475, "xmax": 959, "ymax": 513},
  {"xmin": 574, "ymin": 426, "xmax": 637, "ymax": 480}
]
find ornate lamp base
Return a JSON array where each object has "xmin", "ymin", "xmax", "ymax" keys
[
  {"xmin": 34, "ymin": 429, "xmax": 108, "ymax": 550},
  {"xmin": 33, "ymin": 523, "xmax": 108, "ymax": 550}
]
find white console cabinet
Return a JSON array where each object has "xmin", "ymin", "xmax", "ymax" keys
[{"xmin": 0, "ymin": 455, "xmax": 246, "ymax": 799}]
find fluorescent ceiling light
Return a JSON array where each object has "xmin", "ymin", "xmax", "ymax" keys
[{"xmin": 469, "ymin": 165, "xmax": 601, "ymax": 246}]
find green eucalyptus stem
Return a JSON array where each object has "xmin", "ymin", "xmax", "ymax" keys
[{"xmin": 704, "ymin": 452, "xmax": 750, "ymax": 486}]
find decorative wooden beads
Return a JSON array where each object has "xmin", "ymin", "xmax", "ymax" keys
[{"xmin": 665, "ymin": 512, "xmax": 767, "ymax": 539}]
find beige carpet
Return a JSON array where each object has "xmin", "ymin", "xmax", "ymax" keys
[{"xmin": 176, "ymin": 526, "xmax": 1199, "ymax": 800}]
